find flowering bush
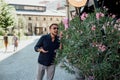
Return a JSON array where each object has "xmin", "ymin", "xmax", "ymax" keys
[{"xmin": 57, "ymin": 9, "xmax": 120, "ymax": 80}]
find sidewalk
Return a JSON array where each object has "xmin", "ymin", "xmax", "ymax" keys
[{"xmin": 0, "ymin": 36, "xmax": 40, "ymax": 61}]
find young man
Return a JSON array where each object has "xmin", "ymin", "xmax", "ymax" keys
[{"xmin": 34, "ymin": 23, "xmax": 62, "ymax": 80}]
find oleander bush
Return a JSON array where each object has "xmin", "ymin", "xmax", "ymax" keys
[{"xmin": 57, "ymin": 9, "xmax": 120, "ymax": 80}]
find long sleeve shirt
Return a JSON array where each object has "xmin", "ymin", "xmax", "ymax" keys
[{"xmin": 34, "ymin": 34, "xmax": 60, "ymax": 66}]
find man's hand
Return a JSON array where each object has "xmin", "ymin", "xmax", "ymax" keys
[
  {"xmin": 37, "ymin": 48, "xmax": 48, "ymax": 53},
  {"xmin": 59, "ymin": 31, "xmax": 63, "ymax": 50},
  {"xmin": 59, "ymin": 31, "xmax": 63, "ymax": 40}
]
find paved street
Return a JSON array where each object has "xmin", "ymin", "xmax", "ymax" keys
[{"xmin": 0, "ymin": 37, "xmax": 76, "ymax": 80}]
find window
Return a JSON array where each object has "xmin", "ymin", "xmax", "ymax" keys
[
  {"xmin": 43, "ymin": 18, "xmax": 46, "ymax": 21},
  {"xmin": 36, "ymin": 17, "xmax": 38, "ymax": 21},
  {"xmin": 28, "ymin": 23, "xmax": 32, "ymax": 34},
  {"xmin": 28, "ymin": 17, "xmax": 32, "ymax": 20},
  {"xmin": 56, "ymin": 18, "xmax": 59, "ymax": 21},
  {"xmin": 50, "ymin": 18, "xmax": 52, "ymax": 21}
]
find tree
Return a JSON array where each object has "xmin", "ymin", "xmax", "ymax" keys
[
  {"xmin": 17, "ymin": 15, "xmax": 27, "ymax": 39},
  {"xmin": 0, "ymin": 0, "xmax": 16, "ymax": 33}
]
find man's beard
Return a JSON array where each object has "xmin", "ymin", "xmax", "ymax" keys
[{"xmin": 52, "ymin": 32, "xmax": 57, "ymax": 36}]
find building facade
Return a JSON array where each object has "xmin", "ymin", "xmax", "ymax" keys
[{"xmin": 9, "ymin": 3, "xmax": 65, "ymax": 35}]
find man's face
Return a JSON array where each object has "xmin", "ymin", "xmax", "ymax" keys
[{"xmin": 50, "ymin": 25, "xmax": 59, "ymax": 36}]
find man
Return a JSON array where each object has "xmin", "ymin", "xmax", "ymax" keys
[{"xmin": 34, "ymin": 23, "xmax": 62, "ymax": 80}]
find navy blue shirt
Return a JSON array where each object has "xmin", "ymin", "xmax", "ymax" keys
[{"xmin": 34, "ymin": 34, "xmax": 60, "ymax": 66}]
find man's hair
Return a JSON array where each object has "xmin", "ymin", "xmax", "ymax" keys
[{"xmin": 49, "ymin": 23, "xmax": 58, "ymax": 29}]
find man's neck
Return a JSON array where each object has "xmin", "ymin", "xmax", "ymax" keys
[{"xmin": 50, "ymin": 33, "xmax": 55, "ymax": 42}]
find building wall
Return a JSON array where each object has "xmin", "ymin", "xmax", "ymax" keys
[
  {"xmin": 11, "ymin": 3, "xmax": 65, "ymax": 35},
  {"xmin": 17, "ymin": 14, "xmax": 64, "ymax": 35}
]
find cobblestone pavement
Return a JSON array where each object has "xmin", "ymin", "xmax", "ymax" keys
[{"xmin": 0, "ymin": 36, "xmax": 76, "ymax": 80}]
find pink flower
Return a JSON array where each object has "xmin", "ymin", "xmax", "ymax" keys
[
  {"xmin": 91, "ymin": 25, "xmax": 96, "ymax": 31},
  {"xmin": 114, "ymin": 24, "xmax": 118, "ymax": 29},
  {"xmin": 81, "ymin": 15, "xmax": 86, "ymax": 20},
  {"xmin": 112, "ymin": 14, "xmax": 116, "ymax": 18},
  {"xmin": 96, "ymin": 12, "xmax": 104, "ymax": 20},
  {"xmin": 116, "ymin": 18, "xmax": 120, "ymax": 23},
  {"xmin": 80, "ymin": 12, "xmax": 88, "ymax": 21},
  {"xmin": 107, "ymin": 22, "xmax": 110, "ymax": 26},
  {"xmin": 96, "ymin": 13, "xmax": 100, "ymax": 20},
  {"xmin": 100, "ymin": 12, "xmax": 104, "ymax": 17},
  {"xmin": 62, "ymin": 18, "xmax": 68, "ymax": 30},
  {"xmin": 119, "ymin": 41, "xmax": 120, "ymax": 44},
  {"xmin": 98, "ymin": 44, "xmax": 107, "ymax": 52},
  {"xmin": 88, "ymin": 76, "xmax": 95, "ymax": 80},
  {"xmin": 103, "ymin": 6, "xmax": 106, "ymax": 9},
  {"xmin": 103, "ymin": 6, "xmax": 108, "ymax": 11}
]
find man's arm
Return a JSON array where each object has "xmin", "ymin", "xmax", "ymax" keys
[
  {"xmin": 34, "ymin": 36, "xmax": 44, "ymax": 52},
  {"xmin": 34, "ymin": 36, "xmax": 48, "ymax": 53}
]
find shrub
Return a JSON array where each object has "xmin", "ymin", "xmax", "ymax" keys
[{"xmin": 57, "ymin": 9, "xmax": 120, "ymax": 80}]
